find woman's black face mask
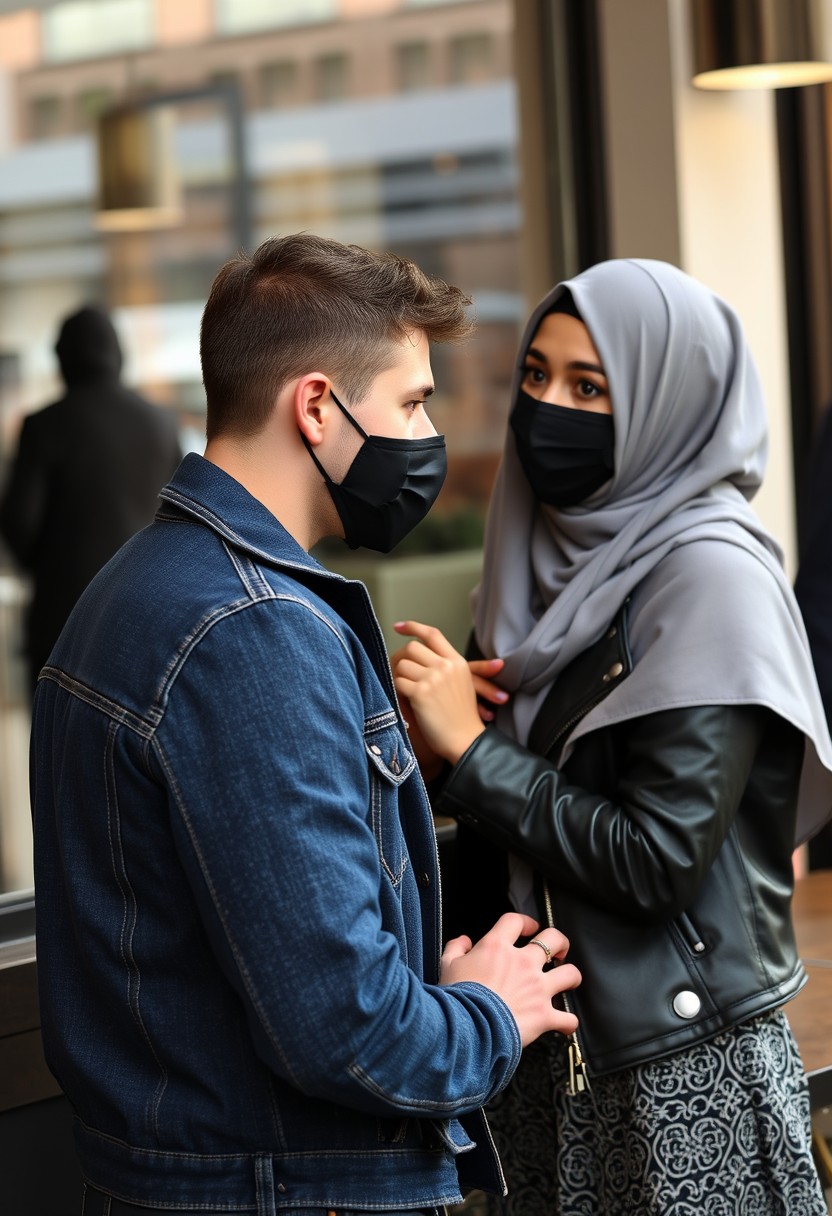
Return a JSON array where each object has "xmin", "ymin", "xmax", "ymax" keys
[{"xmin": 510, "ymin": 388, "xmax": 615, "ymax": 507}]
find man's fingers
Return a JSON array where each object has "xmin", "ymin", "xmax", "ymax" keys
[
  {"xmin": 441, "ymin": 934, "xmax": 473, "ymax": 967},
  {"xmin": 548, "ymin": 962, "xmax": 581, "ymax": 993},
  {"xmin": 487, "ymin": 912, "xmax": 540, "ymax": 942},
  {"xmin": 551, "ymin": 1009, "xmax": 580, "ymax": 1037}
]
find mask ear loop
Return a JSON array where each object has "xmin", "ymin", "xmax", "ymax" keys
[
  {"xmin": 328, "ymin": 388, "xmax": 369, "ymax": 440},
  {"xmin": 301, "ymin": 387, "xmax": 367, "ymax": 484}
]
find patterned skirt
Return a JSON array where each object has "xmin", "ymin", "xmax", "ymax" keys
[{"xmin": 481, "ymin": 1009, "xmax": 826, "ymax": 1216}]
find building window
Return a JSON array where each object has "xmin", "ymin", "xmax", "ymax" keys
[
  {"xmin": 207, "ymin": 69, "xmax": 242, "ymax": 93},
  {"xmin": 28, "ymin": 96, "xmax": 62, "ymax": 141},
  {"xmin": 259, "ymin": 60, "xmax": 299, "ymax": 110},
  {"xmin": 448, "ymin": 32, "xmax": 494, "ymax": 85},
  {"xmin": 396, "ymin": 42, "xmax": 431, "ymax": 93},
  {"xmin": 215, "ymin": 0, "xmax": 335, "ymax": 36},
  {"xmin": 41, "ymin": 0, "xmax": 153, "ymax": 62},
  {"xmin": 76, "ymin": 87, "xmax": 113, "ymax": 129},
  {"xmin": 315, "ymin": 53, "xmax": 349, "ymax": 103}
]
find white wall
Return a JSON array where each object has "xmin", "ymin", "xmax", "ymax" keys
[
  {"xmin": 596, "ymin": 0, "xmax": 797, "ymax": 573},
  {"xmin": 666, "ymin": 0, "xmax": 796, "ymax": 573}
]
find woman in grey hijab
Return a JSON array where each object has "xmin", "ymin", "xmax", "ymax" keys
[{"xmin": 393, "ymin": 259, "xmax": 832, "ymax": 1215}]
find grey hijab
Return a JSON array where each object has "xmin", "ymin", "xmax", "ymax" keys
[{"xmin": 473, "ymin": 258, "xmax": 832, "ymax": 844}]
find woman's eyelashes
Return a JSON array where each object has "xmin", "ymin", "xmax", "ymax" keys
[
  {"xmin": 576, "ymin": 378, "xmax": 605, "ymax": 401},
  {"xmin": 521, "ymin": 364, "xmax": 548, "ymax": 389},
  {"xmin": 521, "ymin": 365, "xmax": 608, "ymax": 406}
]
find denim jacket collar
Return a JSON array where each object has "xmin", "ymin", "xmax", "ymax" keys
[{"xmin": 160, "ymin": 452, "xmax": 340, "ymax": 584}]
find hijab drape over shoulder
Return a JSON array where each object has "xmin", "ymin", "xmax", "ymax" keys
[{"xmin": 473, "ymin": 258, "xmax": 832, "ymax": 844}]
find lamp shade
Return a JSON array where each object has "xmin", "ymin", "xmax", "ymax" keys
[
  {"xmin": 95, "ymin": 104, "xmax": 183, "ymax": 231},
  {"xmin": 691, "ymin": 0, "xmax": 832, "ymax": 89}
]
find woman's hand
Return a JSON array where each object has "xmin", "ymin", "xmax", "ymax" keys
[{"xmin": 391, "ymin": 621, "xmax": 508, "ymax": 766}]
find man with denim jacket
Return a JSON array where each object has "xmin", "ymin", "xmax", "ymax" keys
[{"xmin": 31, "ymin": 234, "xmax": 580, "ymax": 1216}]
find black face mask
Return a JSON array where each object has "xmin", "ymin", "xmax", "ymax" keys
[
  {"xmin": 303, "ymin": 389, "xmax": 447, "ymax": 552},
  {"xmin": 510, "ymin": 388, "xmax": 615, "ymax": 507}
]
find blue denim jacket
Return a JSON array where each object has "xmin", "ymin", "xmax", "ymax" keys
[{"xmin": 32, "ymin": 454, "xmax": 519, "ymax": 1213}]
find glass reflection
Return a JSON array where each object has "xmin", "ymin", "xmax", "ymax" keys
[{"xmin": 0, "ymin": 0, "xmax": 522, "ymax": 905}]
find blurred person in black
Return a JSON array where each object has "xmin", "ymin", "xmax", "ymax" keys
[
  {"xmin": 795, "ymin": 404, "xmax": 832, "ymax": 869},
  {"xmin": 0, "ymin": 305, "xmax": 182, "ymax": 693}
]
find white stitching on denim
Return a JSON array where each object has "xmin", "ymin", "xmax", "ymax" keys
[
  {"xmin": 222, "ymin": 542, "xmax": 264, "ymax": 600},
  {"xmin": 39, "ymin": 667, "xmax": 156, "ymax": 737},
  {"xmin": 347, "ymin": 1061, "xmax": 491, "ymax": 1112},
  {"xmin": 369, "ymin": 751, "xmax": 408, "ymax": 889},
  {"xmin": 151, "ymin": 736, "xmax": 300, "ymax": 1089},
  {"xmin": 104, "ymin": 720, "xmax": 169, "ymax": 1142},
  {"xmin": 153, "ymin": 594, "xmax": 353, "ymax": 714}
]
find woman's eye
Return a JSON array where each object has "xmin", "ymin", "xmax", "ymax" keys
[
  {"xmin": 577, "ymin": 379, "xmax": 601, "ymax": 399},
  {"xmin": 523, "ymin": 366, "xmax": 546, "ymax": 385}
]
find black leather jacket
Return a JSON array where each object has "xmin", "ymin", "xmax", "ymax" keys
[{"xmin": 437, "ymin": 600, "xmax": 806, "ymax": 1078}]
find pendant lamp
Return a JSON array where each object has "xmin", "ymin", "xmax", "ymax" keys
[{"xmin": 691, "ymin": 0, "xmax": 832, "ymax": 90}]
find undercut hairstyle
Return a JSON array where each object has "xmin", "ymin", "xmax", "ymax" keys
[{"xmin": 201, "ymin": 233, "xmax": 473, "ymax": 440}]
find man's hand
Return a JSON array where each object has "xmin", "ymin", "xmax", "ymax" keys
[
  {"xmin": 440, "ymin": 913, "xmax": 581, "ymax": 1046},
  {"xmin": 391, "ymin": 621, "xmax": 509, "ymax": 766}
]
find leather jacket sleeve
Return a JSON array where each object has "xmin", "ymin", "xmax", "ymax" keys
[{"xmin": 437, "ymin": 704, "xmax": 769, "ymax": 923}]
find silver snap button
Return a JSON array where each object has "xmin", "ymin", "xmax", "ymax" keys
[
  {"xmin": 672, "ymin": 990, "xmax": 701, "ymax": 1019},
  {"xmin": 602, "ymin": 661, "xmax": 624, "ymax": 683},
  {"xmin": 607, "ymin": 626, "xmax": 617, "ymax": 639},
  {"xmin": 389, "ymin": 758, "xmax": 400, "ymax": 774},
  {"xmin": 370, "ymin": 745, "xmax": 382, "ymax": 755}
]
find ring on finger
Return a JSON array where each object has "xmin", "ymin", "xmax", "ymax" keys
[{"xmin": 529, "ymin": 937, "xmax": 552, "ymax": 964}]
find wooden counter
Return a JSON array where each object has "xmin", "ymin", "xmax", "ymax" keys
[{"xmin": 789, "ymin": 870, "xmax": 832, "ymax": 1109}]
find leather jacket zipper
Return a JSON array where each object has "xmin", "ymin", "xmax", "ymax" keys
[
  {"xmin": 540, "ymin": 685, "xmax": 616, "ymax": 763},
  {"xmin": 542, "ymin": 880, "xmax": 590, "ymax": 1095},
  {"xmin": 677, "ymin": 910, "xmax": 706, "ymax": 954}
]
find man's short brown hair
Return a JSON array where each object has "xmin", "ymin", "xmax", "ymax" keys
[{"xmin": 201, "ymin": 233, "xmax": 473, "ymax": 440}]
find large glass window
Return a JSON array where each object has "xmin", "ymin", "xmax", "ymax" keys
[
  {"xmin": 0, "ymin": 0, "xmax": 521, "ymax": 906},
  {"xmin": 42, "ymin": 0, "xmax": 154, "ymax": 63},
  {"xmin": 214, "ymin": 0, "xmax": 336, "ymax": 37},
  {"xmin": 396, "ymin": 41, "xmax": 432, "ymax": 93}
]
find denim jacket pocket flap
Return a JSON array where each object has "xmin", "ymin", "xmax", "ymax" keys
[{"xmin": 364, "ymin": 722, "xmax": 416, "ymax": 786}]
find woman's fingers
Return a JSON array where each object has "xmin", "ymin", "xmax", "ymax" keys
[
  {"xmin": 393, "ymin": 619, "xmax": 458, "ymax": 658},
  {"xmin": 471, "ymin": 674, "xmax": 509, "ymax": 704},
  {"xmin": 469, "ymin": 657, "xmax": 505, "ymax": 676}
]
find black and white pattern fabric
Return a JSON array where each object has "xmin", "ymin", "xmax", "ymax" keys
[{"xmin": 482, "ymin": 1010, "xmax": 826, "ymax": 1216}]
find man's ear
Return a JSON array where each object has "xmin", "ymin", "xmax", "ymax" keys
[{"xmin": 294, "ymin": 374, "xmax": 332, "ymax": 448}]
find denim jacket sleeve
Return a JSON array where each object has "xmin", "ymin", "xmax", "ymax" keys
[{"xmin": 153, "ymin": 594, "xmax": 520, "ymax": 1117}]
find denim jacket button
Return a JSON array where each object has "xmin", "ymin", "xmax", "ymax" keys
[
  {"xmin": 417, "ymin": 871, "xmax": 431, "ymax": 888},
  {"xmin": 370, "ymin": 745, "xmax": 382, "ymax": 755}
]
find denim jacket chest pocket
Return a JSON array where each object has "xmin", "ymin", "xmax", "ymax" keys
[{"xmin": 364, "ymin": 713, "xmax": 416, "ymax": 887}]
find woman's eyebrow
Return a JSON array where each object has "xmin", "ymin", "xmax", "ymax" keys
[
  {"xmin": 568, "ymin": 360, "xmax": 607, "ymax": 376},
  {"xmin": 525, "ymin": 345, "xmax": 547, "ymax": 363}
]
